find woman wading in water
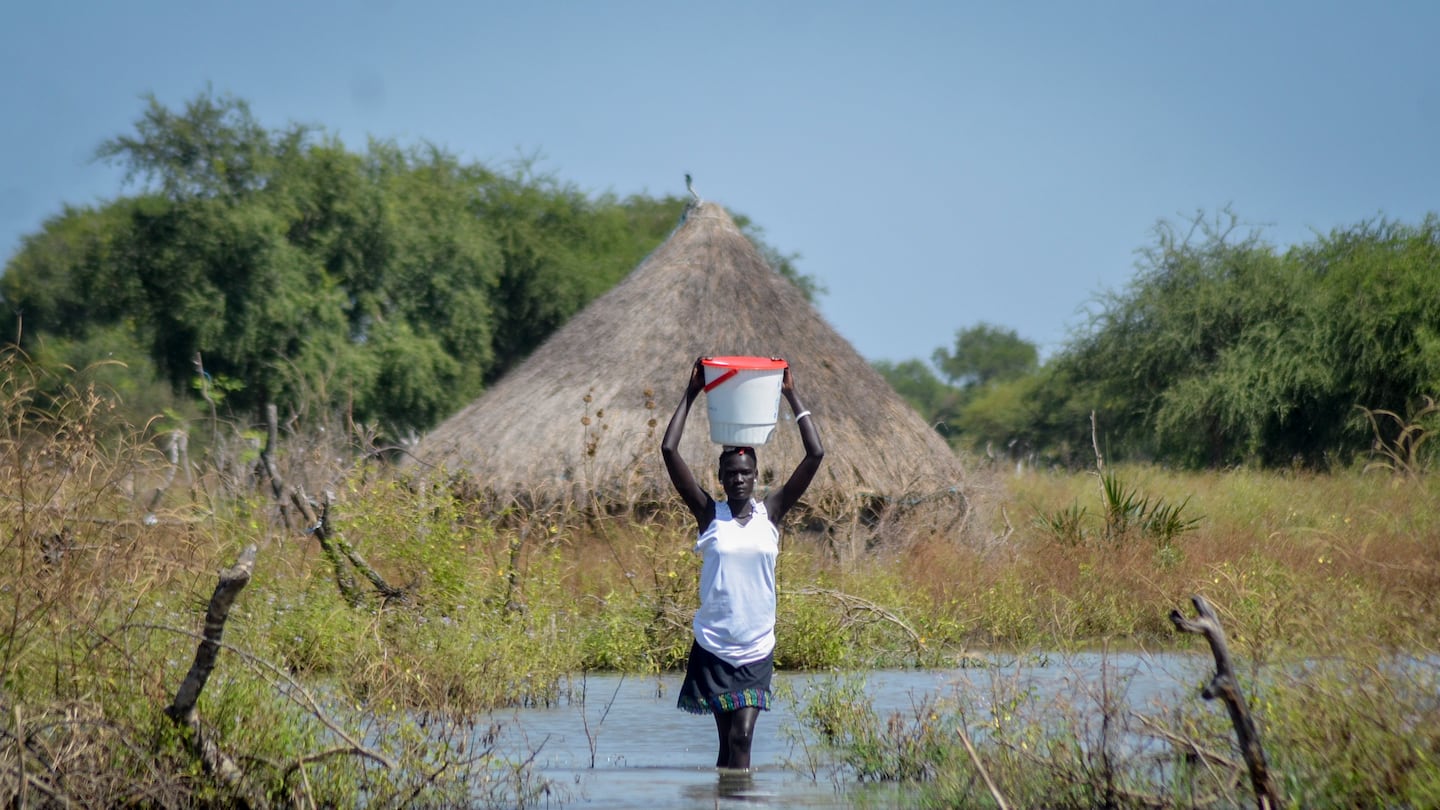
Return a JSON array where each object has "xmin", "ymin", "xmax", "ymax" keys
[{"xmin": 661, "ymin": 357, "xmax": 824, "ymax": 769}]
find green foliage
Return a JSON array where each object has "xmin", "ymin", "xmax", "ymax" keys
[
  {"xmin": 1359, "ymin": 395, "xmax": 1439, "ymax": 478},
  {"xmin": 783, "ymin": 645, "xmax": 1440, "ymax": 801},
  {"xmin": 577, "ymin": 594, "xmax": 664, "ymax": 671},
  {"xmin": 571, "ymin": 522, "xmax": 696, "ymax": 672},
  {"xmin": 776, "ymin": 591, "xmax": 853, "ymax": 669},
  {"xmin": 787, "ymin": 648, "xmax": 1440, "ymax": 809},
  {"xmin": 0, "ymin": 203, "xmax": 135, "ymax": 342},
  {"xmin": 21, "ymin": 324, "xmax": 194, "ymax": 433},
  {"xmin": 6, "ymin": 89, "xmax": 809, "ymax": 441},
  {"xmin": 952, "ymin": 372, "xmax": 1046, "ymax": 456},
  {"xmin": 791, "ymin": 674, "xmax": 961, "ymax": 783},
  {"xmin": 871, "ymin": 208, "xmax": 1440, "ymax": 469},
  {"xmin": 96, "ymin": 88, "xmax": 276, "ymax": 201},
  {"xmin": 1034, "ymin": 469, "xmax": 1201, "ymax": 555},
  {"xmin": 1266, "ymin": 658, "xmax": 1440, "ymax": 808},
  {"xmin": 84, "ymin": 183, "xmax": 355, "ymax": 417},
  {"xmin": 933, "ymin": 322, "xmax": 1039, "ymax": 389},
  {"xmin": 973, "ymin": 571, "xmax": 1045, "ymax": 648},
  {"xmin": 474, "ymin": 165, "xmax": 684, "ymax": 374},
  {"xmin": 1034, "ymin": 501, "xmax": 1087, "ymax": 547},
  {"xmin": 872, "ymin": 358, "xmax": 963, "ymax": 441},
  {"xmin": 875, "ymin": 330, "xmax": 1047, "ymax": 457},
  {"xmin": 365, "ymin": 319, "xmax": 467, "ymax": 432},
  {"xmin": 1043, "ymin": 208, "xmax": 1440, "ymax": 468}
]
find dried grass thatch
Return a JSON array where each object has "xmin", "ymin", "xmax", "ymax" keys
[{"xmin": 410, "ymin": 201, "xmax": 968, "ymax": 534}]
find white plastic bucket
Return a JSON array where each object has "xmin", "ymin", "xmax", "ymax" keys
[{"xmin": 701, "ymin": 356, "xmax": 788, "ymax": 445}]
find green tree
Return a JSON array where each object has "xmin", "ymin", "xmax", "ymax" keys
[
  {"xmin": 1054, "ymin": 210, "xmax": 1311, "ymax": 465},
  {"xmin": 1299, "ymin": 215, "xmax": 1440, "ymax": 460},
  {"xmin": 0, "ymin": 203, "xmax": 130, "ymax": 342},
  {"xmin": 872, "ymin": 358, "xmax": 962, "ymax": 439},
  {"xmin": 75, "ymin": 91, "xmax": 497, "ymax": 434},
  {"xmin": 96, "ymin": 89, "xmax": 277, "ymax": 202},
  {"xmin": 4, "ymin": 89, "xmax": 824, "ymax": 441},
  {"xmin": 1046, "ymin": 209, "xmax": 1440, "ymax": 468},
  {"xmin": 932, "ymin": 323, "xmax": 1038, "ymax": 389},
  {"xmin": 471, "ymin": 164, "xmax": 681, "ymax": 374},
  {"xmin": 357, "ymin": 143, "xmax": 500, "ymax": 416},
  {"xmin": 952, "ymin": 372, "xmax": 1044, "ymax": 460}
]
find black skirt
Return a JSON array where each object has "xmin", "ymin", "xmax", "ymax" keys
[{"xmin": 677, "ymin": 639, "xmax": 774, "ymax": 715}]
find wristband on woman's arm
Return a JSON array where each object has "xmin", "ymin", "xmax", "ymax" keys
[{"xmin": 794, "ymin": 410, "xmax": 812, "ymax": 421}]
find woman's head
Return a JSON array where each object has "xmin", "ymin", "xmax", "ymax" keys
[{"xmin": 718, "ymin": 446, "xmax": 758, "ymax": 502}]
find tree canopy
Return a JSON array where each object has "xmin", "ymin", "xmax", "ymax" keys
[
  {"xmin": 9, "ymin": 90, "xmax": 1435, "ymax": 471},
  {"xmin": 0, "ymin": 90, "xmax": 817, "ymax": 440},
  {"xmin": 880, "ymin": 208, "xmax": 1440, "ymax": 471},
  {"xmin": 932, "ymin": 323, "xmax": 1038, "ymax": 389},
  {"xmin": 1050, "ymin": 210, "xmax": 1440, "ymax": 468}
]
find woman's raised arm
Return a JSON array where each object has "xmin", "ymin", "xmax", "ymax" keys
[
  {"xmin": 662, "ymin": 357, "xmax": 712, "ymax": 527},
  {"xmin": 766, "ymin": 366, "xmax": 824, "ymax": 524}
]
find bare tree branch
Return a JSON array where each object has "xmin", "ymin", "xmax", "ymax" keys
[{"xmin": 1170, "ymin": 594, "xmax": 1283, "ymax": 810}]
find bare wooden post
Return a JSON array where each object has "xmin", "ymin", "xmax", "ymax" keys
[
  {"xmin": 166, "ymin": 544, "xmax": 266, "ymax": 808},
  {"xmin": 1090, "ymin": 410, "xmax": 1105, "ymax": 472},
  {"xmin": 258, "ymin": 404, "xmax": 294, "ymax": 529},
  {"xmin": 1170, "ymin": 594, "xmax": 1283, "ymax": 810}
]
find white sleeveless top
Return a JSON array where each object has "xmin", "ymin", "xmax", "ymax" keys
[{"xmin": 692, "ymin": 499, "xmax": 779, "ymax": 665}]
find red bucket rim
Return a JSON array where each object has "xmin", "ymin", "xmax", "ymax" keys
[{"xmin": 701, "ymin": 356, "xmax": 788, "ymax": 370}]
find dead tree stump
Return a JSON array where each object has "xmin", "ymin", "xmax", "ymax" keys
[
  {"xmin": 166, "ymin": 544, "xmax": 267, "ymax": 809},
  {"xmin": 1170, "ymin": 594, "xmax": 1283, "ymax": 810}
]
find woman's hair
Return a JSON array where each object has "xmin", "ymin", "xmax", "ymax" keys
[{"xmin": 719, "ymin": 445, "xmax": 758, "ymax": 466}]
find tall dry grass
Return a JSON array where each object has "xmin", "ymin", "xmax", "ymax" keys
[
  {"xmin": 784, "ymin": 461, "xmax": 1440, "ymax": 808},
  {"xmin": 5, "ymin": 343, "xmax": 1439, "ymax": 806},
  {"xmin": 888, "ymin": 462, "xmax": 1440, "ymax": 653},
  {"xmin": 0, "ymin": 350, "xmax": 559, "ymax": 808}
]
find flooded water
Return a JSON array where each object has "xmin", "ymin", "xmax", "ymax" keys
[{"xmin": 479, "ymin": 651, "xmax": 1206, "ymax": 809}]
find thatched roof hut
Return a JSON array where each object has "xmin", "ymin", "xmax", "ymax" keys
[{"xmin": 411, "ymin": 201, "xmax": 967, "ymax": 529}]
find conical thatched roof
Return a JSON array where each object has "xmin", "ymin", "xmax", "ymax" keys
[{"xmin": 411, "ymin": 201, "xmax": 967, "ymax": 522}]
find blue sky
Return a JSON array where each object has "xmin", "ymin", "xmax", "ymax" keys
[{"xmin": 3, "ymin": 1, "xmax": 1437, "ymax": 366}]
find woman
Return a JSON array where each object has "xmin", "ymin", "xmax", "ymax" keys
[{"xmin": 661, "ymin": 357, "xmax": 825, "ymax": 770}]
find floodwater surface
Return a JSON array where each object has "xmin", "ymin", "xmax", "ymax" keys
[{"xmin": 479, "ymin": 652, "xmax": 1205, "ymax": 809}]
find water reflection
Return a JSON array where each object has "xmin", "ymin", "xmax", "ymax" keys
[{"xmin": 678, "ymin": 769, "xmax": 762, "ymax": 806}]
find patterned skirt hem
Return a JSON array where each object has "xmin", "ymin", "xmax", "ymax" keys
[{"xmin": 678, "ymin": 687, "xmax": 773, "ymax": 715}]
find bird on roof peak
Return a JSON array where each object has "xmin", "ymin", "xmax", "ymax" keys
[{"xmin": 685, "ymin": 173, "xmax": 701, "ymax": 203}]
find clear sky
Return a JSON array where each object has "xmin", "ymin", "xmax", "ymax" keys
[{"xmin": 3, "ymin": 1, "xmax": 1437, "ymax": 366}]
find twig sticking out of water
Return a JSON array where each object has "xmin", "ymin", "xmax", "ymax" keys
[
  {"xmin": 1170, "ymin": 594, "xmax": 1283, "ymax": 810},
  {"xmin": 956, "ymin": 722, "xmax": 1010, "ymax": 810},
  {"xmin": 578, "ymin": 672, "xmax": 627, "ymax": 769}
]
